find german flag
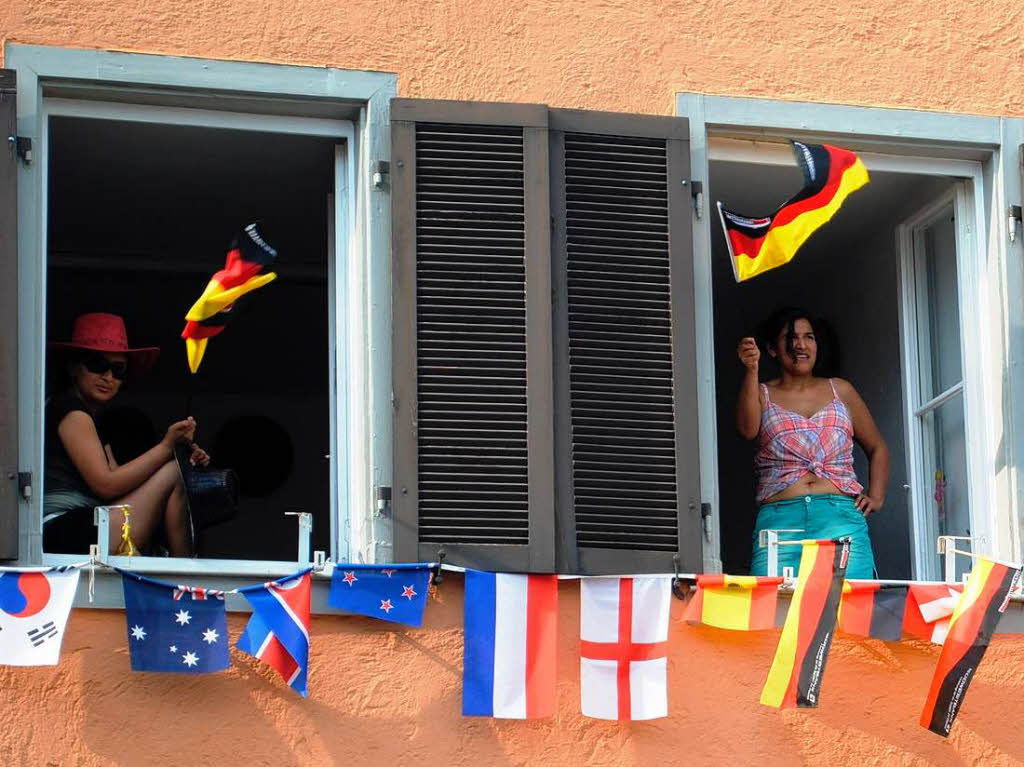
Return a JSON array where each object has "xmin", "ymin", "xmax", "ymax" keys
[
  {"xmin": 181, "ymin": 224, "xmax": 278, "ymax": 373},
  {"xmin": 685, "ymin": 575, "xmax": 784, "ymax": 631},
  {"xmin": 718, "ymin": 141, "xmax": 870, "ymax": 282},
  {"xmin": 761, "ymin": 539, "xmax": 849, "ymax": 709},
  {"xmin": 837, "ymin": 581, "xmax": 908, "ymax": 641},
  {"xmin": 920, "ymin": 558, "xmax": 1021, "ymax": 737}
]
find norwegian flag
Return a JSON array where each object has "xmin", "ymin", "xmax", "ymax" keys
[
  {"xmin": 237, "ymin": 571, "xmax": 311, "ymax": 696},
  {"xmin": 579, "ymin": 577, "xmax": 671, "ymax": 720}
]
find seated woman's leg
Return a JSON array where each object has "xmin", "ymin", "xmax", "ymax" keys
[{"xmin": 109, "ymin": 460, "xmax": 190, "ymax": 556}]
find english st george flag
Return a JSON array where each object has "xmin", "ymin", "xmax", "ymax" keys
[
  {"xmin": 920, "ymin": 558, "xmax": 1021, "ymax": 736},
  {"xmin": 181, "ymin": 223, "xmax": 278, "ymax": 373},
  {"xmin": 580, "ymin": 577, "xmax": 671, "ymax": 720},
  {"xmin": 761, "ymin": 539, "xmax": 849, "ymax": 709},
  {"xmin": 718, "ymin": 141, "xmax": 870, "ymax": 282}
]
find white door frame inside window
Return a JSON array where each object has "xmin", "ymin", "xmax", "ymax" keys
[
  {"xmin": 897, "ymin": 185, "xmax": 988, "ymax": 580},
  {"xmin": 35, "ymin": 97, "xmax": 356, "ymax": 577},
  {"xmin": 677, "ymin": 92, "xmax": 1015, "ymax": 575}
]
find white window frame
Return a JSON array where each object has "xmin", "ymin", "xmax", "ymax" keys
[
  {"xmin": 897, "ymin": 185, "xmax": 988, "ymax": 580},
  {"xmin": 677, "ymin": 93, "xmax": 1023, "ymax": 576},
  {"xmin": 7, "ymin": 44, "xmax": 396, "ymax": 593}
]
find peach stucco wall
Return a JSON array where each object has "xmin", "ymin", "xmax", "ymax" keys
[
  {"xmin": 1, "ymin": 579, "xmax": 1023, "ymax": 765},
  {"xmin": 2, "ymin": 0, "xmax": 1024, "ymax": 116}
]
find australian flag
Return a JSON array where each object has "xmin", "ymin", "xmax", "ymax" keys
[
  {"xmin": 328, "ymin": 563, "xmax": 432, "ymax": 627},
  {"xmin": 121, "ymin": 572, "xmax": 229, "ymax": 673},
  {"xmin": 237, "ymin": 571, "xmax": 311, "ymax": 696}
]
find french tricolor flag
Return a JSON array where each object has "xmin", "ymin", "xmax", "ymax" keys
[{"xmin": 462, "ymin": 571, "xmax": 558, "ymax": 718}]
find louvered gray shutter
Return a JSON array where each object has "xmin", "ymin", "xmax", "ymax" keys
[
  {"xmin": 391, "ymin": 99, "xmax": 555, "ymax": 571},
  {"xmin": 1, "ymin": 70, "xmax": 19, "ymax": 559},
  {"xmin": 549, "ymin": 109, "xmax": 702, "ymax": 575}
]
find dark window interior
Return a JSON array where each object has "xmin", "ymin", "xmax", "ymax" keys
[
  {"xmin": 45, "ymin": 115, "xmax": 337, "ymax": 560},
  {"xmin": 708, "ymin": 157, "xmax": 955, "ymax": 578}
]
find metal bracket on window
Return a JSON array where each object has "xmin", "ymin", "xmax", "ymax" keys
[
  {"xmin": 432, "ymin": 547, "xmax": 446, "ymax": 585},
  {"xmin": 372, "ymin": 160, "xmax": 390, "ymax": 190},
  {"xmin": 671, "ymin": 553, "xmax": 690, "ymax": 601},
  {"xmin": 16, "ymin": 471, "xmax": 31, "ymax": 501},
  {"xmin": 285, "ymin": 511, "xmax": 313, "ymax": 564},
  {"xmin": 758, "ymin": 528, "xmax": 805, "ymax": 578},
  {"xmin": 937, "ymin": 535, "xmax": 984, "ymax": 584},
  {"xmin": 10, "ymin": 135, "xmax": 31, "ymax": 164},
  {"xmin": 93, "ymin": 506, "xmax": 112, "ymax": 562},
  {"xmin": 687, "ymin": 180, "xmax": 704, "ymax": 220},
  {"xmin": 1009, "ymin": 205, "xmax": 1022, "ymax": 244},
  {"xmin": 375, "ymin": 485, "xmax": 392, "ymax": 518},
  {"xmin": 700, "ymin": 502, "xmax": 712, "ymax": 542}
]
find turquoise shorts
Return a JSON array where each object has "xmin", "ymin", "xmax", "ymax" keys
[{"xmin": 750, "ymin": 494, "xmax": 875, "ymax": 579}]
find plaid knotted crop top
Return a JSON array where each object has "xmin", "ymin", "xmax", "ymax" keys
[{"xmin": 754, "ymin": 379, "xmax": 863, "ymax": 504}]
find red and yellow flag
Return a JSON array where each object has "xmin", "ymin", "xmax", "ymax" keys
[
  {"xmin": 684, "ymin": 575, "xmax": 784, "ymax": 631},
  {"xmin": 920, "ymin": 558, "xmax": 1021, "ymax": 737},
  {"xmin": 181, "ymin": 224, "xmax": 278, "ymax": 373},
  {"xmin": 838, "ymin": 581, "xmax": 908, "ymax": 641},
  {"xmin": 760, "ymin": 539, "xmax": 849, "ymax": 709},
  {"xmin": 718, "ymin": 141, "xmax": 870, "ymax": 282}
]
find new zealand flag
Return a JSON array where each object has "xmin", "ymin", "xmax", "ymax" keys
[
  {"xmin": 121, "ymin": 572, "xmax": 230, "ymax": 673},
  {"xmin": 328, "ymin": 564, "xmax": 432, "ymax": 627}
]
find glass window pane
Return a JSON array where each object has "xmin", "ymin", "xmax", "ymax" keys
[
  {"xmin": 920, "ymin": 210, "xmax": 963, "ymax": 399},
  {"xmin": 923, "ymin": 393, "xmax": 970, "ymax": 578}
]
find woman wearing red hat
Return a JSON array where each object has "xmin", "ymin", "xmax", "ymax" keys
[{"xmin": 44, "ymin": 313, "xmax": 209, "ymax": 555}]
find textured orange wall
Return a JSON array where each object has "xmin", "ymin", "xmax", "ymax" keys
[
  {"xmin": 1, "ymin": 579, "xmax": 1023, "ymax": 766},
  {"xmin": 2, "ymin": 0, "xmax": 1024, "ymax": 116}
]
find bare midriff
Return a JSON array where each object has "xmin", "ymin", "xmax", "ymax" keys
[{"xmin": 761, "ymin": 472, "xmax": 846, "ymax": 504}]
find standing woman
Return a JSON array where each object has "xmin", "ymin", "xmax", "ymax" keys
[
  {"xmin": 43, "ymin": 313, "xmax": 209, "ymax": 555},
  {"xmin": 737, "ymin": 307, "xmax": 890, "ymax": 578}
]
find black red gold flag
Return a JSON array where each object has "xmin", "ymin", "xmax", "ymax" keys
[
  {"xmin": 760, "ymin": 538, "xmax": 849, "ymax": 709},
  {"xmin": 920, "ymin": 558, "xmax": 1021, "ymax": 737},
  {"xmin": 718, "ymin": 141, "xmax": 870, "ymax": 282},
  {"xmin": 837, "ymin": 581, "xmax": 908, "ymax": 641},
  {"xmin": 181, "ymin": 224, "xmax": 278, "ymax": 373},
  {"xmin": 684, "ymin": 575, "xmax": 784, "ymax": 631}
]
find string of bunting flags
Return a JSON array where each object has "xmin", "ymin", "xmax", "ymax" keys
[{"xmin": 0, "ymin": 541, "xmax": 1019, "ymax": 737}]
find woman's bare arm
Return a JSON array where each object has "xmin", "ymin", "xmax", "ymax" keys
[
  {"xmin": 58, "ymin": 412, "xmax": 185, "ymax": 500},
  {"xmin": 835, "ymin": 378, "xmax": 890, "ymax": 514}
]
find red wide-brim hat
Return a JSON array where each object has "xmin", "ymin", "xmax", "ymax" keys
[{"xmin": 49, "ymin": 313, "xmax": 160, "ymax": 379}]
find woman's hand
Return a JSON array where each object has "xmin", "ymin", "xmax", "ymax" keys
[
  {"xmin": 188, "ymin": 443, "xmax": 211, "ymax": 467},
  {"xmin": 737, "ymin": 337, "xmax": 760, "ymax": 371},
  {"xmin": 854, "ymin": 493, "xmax": 883, "ymax": 515},
  {"xmin": 162, "ymin": 417, "xmax": 197, "ymax": 448}
]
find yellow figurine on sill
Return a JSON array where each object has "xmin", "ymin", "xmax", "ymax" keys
[{"xmin": 115, "ymin": 505, "xmax": 140, "ymax": 557}]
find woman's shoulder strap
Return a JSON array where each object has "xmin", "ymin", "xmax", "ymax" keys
[
  {"xmin": 828, "ymin": 378, "xmax": 839, "ymax": 398},
  {"xmin": 760, "ymin": 383, "xmax": 770, "ymax": 404}
]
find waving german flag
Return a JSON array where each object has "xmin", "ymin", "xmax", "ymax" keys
[
  {"xmin": 181, "ymin": 224, "xmax": 278, "ymax": 373},
  {"xmin": 920, "ymin": 558, "xmax": 1021, "ymax": 737},
  {"xmin": 685, "ymin": 575, "xmax": 784, "ymax": 631},
  {"xmin": 719, "ymin": 142, "xmax": 870, "ymax": 282},
  {"xmin": 761, "ymin": 539, "xmax": 849, "ymax": 709}
]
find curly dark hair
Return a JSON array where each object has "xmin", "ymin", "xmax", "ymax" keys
[{"xmin": 756, "ymin": 306, "xmax": 840, "ymax": 377}]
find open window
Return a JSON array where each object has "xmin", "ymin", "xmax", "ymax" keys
[
  {"xmin": 678, "ymin": 93, "xmax": 1019, "ymax": 580},
  {"xmin": 390, "ymin": 100, "xmax": 703, "ymax": 574}
]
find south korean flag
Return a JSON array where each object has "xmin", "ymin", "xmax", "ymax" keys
[{"xmin": 0, "ymin": 569, "xmax": 80, "ymax": 666}]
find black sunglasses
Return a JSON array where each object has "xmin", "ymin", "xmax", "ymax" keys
[{"xmin": 81, "ymin": 354, "xmax": 128, "ymax": 381}]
